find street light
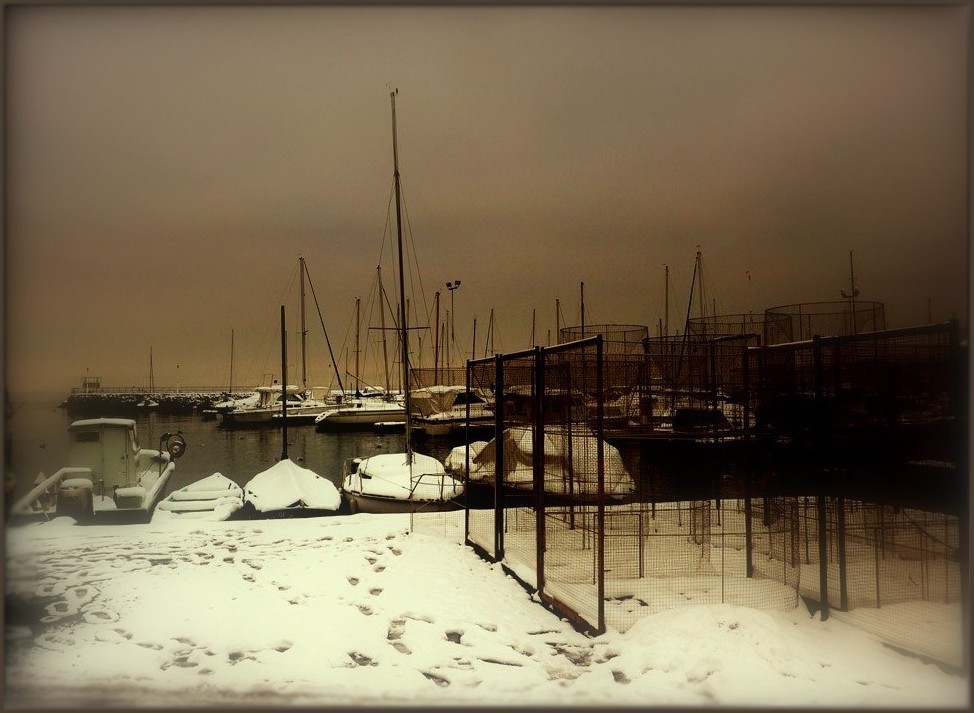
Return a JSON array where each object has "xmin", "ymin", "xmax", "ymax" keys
[{"xmin": 446, "ymin": 280, "xmax": 461, "ymax": 369}]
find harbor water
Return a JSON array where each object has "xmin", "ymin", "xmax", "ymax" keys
[{"xmin": 4, "ymin": 392, "xmax": 454, "ymax": 505}]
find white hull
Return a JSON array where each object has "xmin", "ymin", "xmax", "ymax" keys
[
  {"xmin": 223, "ymin": 405, "xmax": 333, "ymax": 426},
  {"xmin": 341, "ymin": 452, "xmax": 464, "ymax": 514},
  {"xmin": 151, "ymin": 473, "xmax": 243, "ymax": 523},
  {"xmin": 344, "ymin": 490, "xmax": 463, "ymax": 515},
  {"xmin": 316, "ymin": 407, "xmax": 406, "ymax": 430}
]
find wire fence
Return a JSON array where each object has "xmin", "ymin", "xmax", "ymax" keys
[{"xmin": 412, "ymin": 323, "xmax": 967, "ymax": 668}]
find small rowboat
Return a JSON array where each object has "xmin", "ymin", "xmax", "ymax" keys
[{"xmin": 151, "ymin": 473, "xmax": 244, "ymax": 523}]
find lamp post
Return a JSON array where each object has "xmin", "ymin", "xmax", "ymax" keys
[{"xmin": 446, "ymin": 279, "xmax": 461, "ymax": 370}]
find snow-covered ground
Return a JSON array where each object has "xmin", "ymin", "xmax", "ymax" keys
[{"xmin": 5, "ymin": 513, "xmax": 969, "ymax": 707}]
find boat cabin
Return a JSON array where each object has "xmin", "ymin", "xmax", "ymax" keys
[{"xmin": 66, "ymin": 418, "xmax": 149, "ymax": 496}]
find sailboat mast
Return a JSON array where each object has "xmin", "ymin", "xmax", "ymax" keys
[
  {"xmin": 299, "ymin": 256, "xmax": 308, "ymax": 392},
  {"xmin": 354, "ymin": 297, "xmax": 361, "ymax": 395},
  {"xmin": 390, "ymin": 89, "xmax": 412, "ymax": 458},
  {"xmin": 664, "ymin": 264, "xmax": 670, "ymax": 338},
  {"xmin": 556, "ymin": 298, "xmax": 560, "ymax": 344},
  {"xmin": 229, "ymin": 329, "xmax": 234, "ymax": 393},
  {"xmin": 378, "ymin": 265, "xmax": 391, "ymax": 394},
  {"xmin": 280, "ymin": 305, "xmax": 288, "ymax": 461},
  {"xmin": 695, "ymin": 249, "xmax": 705, "ymax": 322},
  {"xmin": 433, "ymin": 291, "xmax": 440, "ymax": 383}
]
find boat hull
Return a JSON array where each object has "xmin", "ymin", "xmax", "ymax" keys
[
  {"xmin": 343, "ymin": 489, "xmax": 463, "ymax": 515},
  {"xmin": 315, "ymin": 409, "xmax": 406, "ymax": 431}
]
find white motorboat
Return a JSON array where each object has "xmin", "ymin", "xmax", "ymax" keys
[
  {"xmin": 8, "ymin": 418, "xmax": 186, "ymax": 524},
  {"xmin": 151, "ymin": 472, "xmax": 244, "ymax": 523},
  {"xmin": 340, "ymin": 90, "xmax": 464, "ymax": 514},
  {"xmin": 411, "ymin": 384, "xmax": 494, "ymax": 437},
  {"xmin": 313, "ymin": 393, "xmax": 406, "ymax": 431},
  {"xmin": 243, "ymin": 458, "xmax": 341, "ymax": 516},
  {"xmin": 221, "ymin": 383, "xmax": 335, "ymax": 426}
]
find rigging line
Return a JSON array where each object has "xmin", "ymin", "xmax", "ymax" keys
[
  {"xmin": 302, "ymin": 261, "xmax": 345, "ymax": 396},
  {"xmin": 398, "ymin": 183, "xmax": 432, "ymax": 328}
]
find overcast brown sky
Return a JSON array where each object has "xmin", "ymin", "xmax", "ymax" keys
[{"xmin": 5, "ymin": 4, "xmax": 969, "ymax": 394}]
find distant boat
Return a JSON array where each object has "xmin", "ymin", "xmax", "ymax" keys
[
  {"xmin": 340, "ymin": 90, "xmax": 464, "ymax": 515},
  {"xmin": 137, "ymin": 347, "xmax": 159, "ymax": 409},
  {"xmin": 411, "ymin": 384, "xmax": 494, "ymax": 437},
  {"xmin": 151, "ymin": 472, "xmax": 243, "ymax": 523},
  {"xmin": 221, "ymin": 382, "xmax": 336, "ymax": 426},
  {"xmin": 221, "ymin": 257, "xmax": 344, "ymax": 426},
  {"xmin": 8, "ymin": 418, "xmax": 187, "ymax": 524},
  {"xmin": 313, "ymin": 392, "xmax": 406, "ymax": 431}
]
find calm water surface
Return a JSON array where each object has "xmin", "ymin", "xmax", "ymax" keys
[{"xmin": 6, "ymin": 392, "xmax": 455, "ymax": 501}]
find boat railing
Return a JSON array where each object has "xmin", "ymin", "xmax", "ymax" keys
[
  {"xmin": 409, "ymin": 471, "xmax": 462, "ymax": 500},
  {"xmin": 11, "ymin": 467, "xmax": 93, "ymax": 514}
]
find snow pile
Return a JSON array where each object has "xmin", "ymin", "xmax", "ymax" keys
[{"xmin": 4, "ymin": 514, "xmax": 967, "ymax": 708}]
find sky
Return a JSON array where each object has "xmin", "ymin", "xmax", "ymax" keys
[
  {"xmin": 4, "ymin": 3, "xmax": 969, "ymax": 394},
  {"xmin": 5, "ymin": 511, "xmax": 968, "ymax": 706}
]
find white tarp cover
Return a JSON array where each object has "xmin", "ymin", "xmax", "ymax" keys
[
  {"xmin": 464, "ymin": 425, "xmax": 635, "ymax": 498},
  {"xmin": 351, "ymin": 452, "xmax": 463, "ymax": 500},
  {"xmin": 244, "ymin": 459, "xmax": 341, "ymax": 512}
]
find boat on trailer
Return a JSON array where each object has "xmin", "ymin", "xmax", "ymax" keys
[{"xmin": 9, "ymin": 418, "xmax": 187, "ymax": 524}]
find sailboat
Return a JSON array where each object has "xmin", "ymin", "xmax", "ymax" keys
[
  {"xmin": 341, "ymin": 90, "xmax": 464, "ymax": 514},
  {"xmin": 222, "ymin": 257, "xmax": 343, "ymax": 426},
  {"xmin": 137, "ymin": 347, "xmax": 159, "ymax": 409},
  {"xmin": 314, "ymin": 278, "xmax": 406, "ymax": 431},
  {"xmin": 241, "ymin": 305, "xmax": 342, "ymax": 518}
]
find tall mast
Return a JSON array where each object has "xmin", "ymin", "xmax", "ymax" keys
[
  {"xmin": 841, "ymin": 249, "xmax": 860, "ymax": 335},
  {"xmin": 664, "ymin": 264, "xmax": 670, "ymax": 337},
  {"xmin": 229, "ymin": 329, "xmax": 234, "ymax": 393},
  {"xmin": 580, "ymin": 282, "xmax": 585, "ymax": 337},
  {"xmin": 354, "ymin": 297, "xmax": 361, "ymax": 395},
  {"xmin": 149, "ymin": 346, "xmax": 154, "ymax": 392},
  {"xmin": 299, "ymin": 256, "xmax": 308, "ymax": 392},
  {"xmin": 555, "ymin": 298, "xmax": 561, "ymax": 344},
  {"xmin": 433, "ymin": 290, "xmax": 441, "ymax": 383},
  {"xmin": 391, "ymin": 89, "xmax": 412, "ymax": 459},
  {"xmin": 280, "ymin": 305, "xmax": 288, "ymax": 461},
  {"xmin": 695, "ymin": 248, "xmax": 705, "ymax": 322},
  {"xmin": 378, "ymin": 265, "xmax": 391, "ymax": 393}
]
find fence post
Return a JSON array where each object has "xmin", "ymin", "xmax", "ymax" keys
[
  {"xmin": 818, "ymin": 490, "xmax": 830, "ymax": 620},
  {"xmin": 837, "ymin": 495, "xmax": 848, "ymax": 611},
  {"xmin": 744, "ymin": 468, "xmax": 754, "ymax": 577},
  {"xmin": 596, "ymin": 335, "xmax": 606, "ymax": 634},
  {"xmin": 494, "ymin": 354, "xmax": 505, "ymax": 561},
  {"xmin": 533, "ymin": 346, "xmax": 545, "ymax": 595},
  {"xmin": 874, "ymin": 526, "xmax": 882, "ymax": 608}
]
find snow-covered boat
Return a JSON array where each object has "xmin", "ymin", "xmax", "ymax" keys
[
  {"xmin": 242, "ymin": 458, "xmax": 342, "ymax": 516},
  {"xmin": 8, "ymin": 419, "xmax": 186, "ymax": 524},
  {"xmin": 340, "ymin": 90, "xmax": 464, "ymax": 514},
  {"xmin": 151, "ymin": 473, "xmax": 244, "ymax": 523},
  {"xmin": 444, "ymin": 424, "xmax": 635, "ymax": 503},
  {"xmin": 314, "ymin": 394, "xmax": 406, "ymax": 431},
  {"xmin": 221, "ymin": 383, "xmax": 335, "ymax": 426},
  {"xmin": 343, "ymin": 451, "xmax": 464, "ymax": 514},
  {"xmin": 411, "ymin": 384, "xmax": 494, "ymax": 437}
]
